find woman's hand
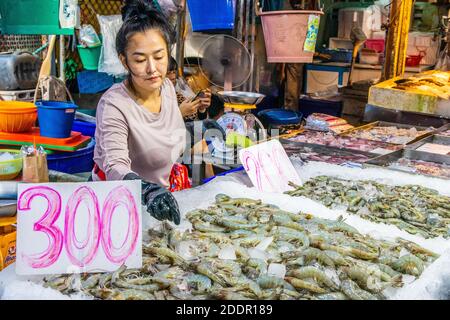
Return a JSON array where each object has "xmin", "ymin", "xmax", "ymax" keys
[
  {"xmin": 198, "ymin": 89, "xmax": 212, "ymax": 111},
  {"xmin": 180, "ymin": 98, "xmax": 202, "ymax": 118}
]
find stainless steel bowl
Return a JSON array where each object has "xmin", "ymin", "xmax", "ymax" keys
[
  {"xmin": 217, "ymin": 91, "xmax": 265, "ymax": 105},
  {"xmin": 0, "ymin": 200, "xmax": 16, "ymax": 217}
]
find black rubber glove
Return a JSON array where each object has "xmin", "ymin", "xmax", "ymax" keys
[
  {"xmin": 123, "ymin": 172, "xmax": 181, "ymax": 225},
  {"xmin": 185, "ymin": 119, "xmax": 226, "ymax": 146}
]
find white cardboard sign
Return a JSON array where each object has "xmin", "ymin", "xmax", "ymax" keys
[
  {"xmin": 239, "ymin": 139, "xmax": 302, "ymax": 193},
  {"xmin": 16, "ymin": 180, "xmax": 142, "ymax": 275}
]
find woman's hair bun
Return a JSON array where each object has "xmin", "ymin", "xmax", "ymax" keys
[
  {"xmin": 122, "ymin": 0, "xmax": 156, "ymax": 22},
  {"xmin": 116, "ymin": 0, "xmax": 175, "ymax": 56}
]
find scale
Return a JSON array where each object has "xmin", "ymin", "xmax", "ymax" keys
[{"xmin": 198, "ymin": 35, "xmax": 266, "ymax": 159}]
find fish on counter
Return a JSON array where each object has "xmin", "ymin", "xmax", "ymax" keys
[
  {"xmin": 286, "ymin": 176, "xmax": 450, "ymax": 239},
  {"xmin": 40, "ymin": 195, "xmax": 438, "ymax": 300},
  {"xmin": 390, "ymin": 158, "xmax": 450, "ymax": 179},
  {"xmin": 286, "ymin": 130, "xmax": 401, "ymax": 153},
  {"xmin": 393, "ymin": 72, "xmax": 450, "ymax": 99},
  {"xmin": 286, "ymin": 148, "xmax": 371, "ymax": 165},
  {"xmin": 345, "ymin": 126, "xmax": 432, "ymax": 145}
]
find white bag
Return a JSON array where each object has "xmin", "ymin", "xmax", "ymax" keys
[
  {"xmin": 175, "ymin": 77, "xmax": 195, "ymax": 99},
  {"xmin": 97, "ymin": 14, "xmax": 127, "ymax": 77},
  {"xmin": 59, "ymin": 0, "xmax": 78, "ymax": 29},
  {"xmin": 435, "ymin": 45, "xmax": 449, "ymax": 71},
  {"xmin": 79, "ymin": 24, "xmax": 101, "ymax": 48}
]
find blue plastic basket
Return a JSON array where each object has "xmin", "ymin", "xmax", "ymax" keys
[
  {"xmin": 47, "ymin": 139, "xmax": 95, "ymax": 174},
  {"xmin": 187, "ymin": 0, "xmax": 235, "ymax": 32},
  {"xmin": 72, "ymin": 120, "xmax": 96, "ymax": 137},
  {"xmin": 77, "ymin": 70, "xmax": 114, "ymax": 94},
  {"xmin": 202, "ymin": 166, "xmax": 244, "ymax": 185},
  {"xmin": 319, "ymin": 49, "xmax": 353, "ymax": 63},
  {"xmin": 258, "ymin": 109, "xmax": 302, "ymax": 126}
]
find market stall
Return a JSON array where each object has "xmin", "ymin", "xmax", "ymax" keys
[
  {"xmin": 1, "ymin": 0, "xmax": 450, "ymax": 302},
  {"xmin": 1, "ymin": 161, "xmax": 450, "ymax": 300}
]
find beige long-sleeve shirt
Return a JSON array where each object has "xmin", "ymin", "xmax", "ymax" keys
[{"xmin": 94, "ymin": 78, "xmax": 186, "ymax": 187}]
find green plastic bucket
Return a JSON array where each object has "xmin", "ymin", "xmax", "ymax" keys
[{"xmin": 77, "ymin": 44, "xmax": 101, "ymax": 70}]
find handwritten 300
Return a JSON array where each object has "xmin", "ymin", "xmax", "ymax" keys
[{"xmin": 18, "ymin": 185, "xmax": 140, "ymax": 269}]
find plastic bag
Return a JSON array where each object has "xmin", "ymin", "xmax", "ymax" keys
[
  {"xmin": 435, "ymin": 44, "xmax": 449, "ymax": 71},
  {"xmin": 21, "ymin": 145, "xmax": 49, "ymax": 183},
  {"xmin": 175, "ymin": 77, "xmax": 195, "ymax": 99},
  {"xmin": 97, "ymin": 15, "xmax": 127, "ymax": 77},
  {"xmin": 79, "ymin": 24, "xmax": 101, "ymax": 48},
  {"xmin": 304, "ymin": 113, "xmax": 352, "ymax": 133},
  {"xmin": 59, "ymin": 0, "xmax": 78, "ymax": 29},
  {"xmin": 304, "ymin": 14, "xmax": 320, "ymax": 53},
  {"xmin": 157, "ymin": 0, "xmax": 178, "ymax": 15}
]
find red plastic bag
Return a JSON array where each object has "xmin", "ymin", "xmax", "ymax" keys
[{"xmin": 169, "ymin": 163, "xmax": 191, "ymax": 192}]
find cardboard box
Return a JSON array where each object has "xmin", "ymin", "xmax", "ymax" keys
[{"xmin": 0, "ymin": 218, "xmax": 16, "ymax": 271}]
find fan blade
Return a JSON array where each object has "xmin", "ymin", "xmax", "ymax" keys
[{"xmin": 199, "ymin": 35, "xmax": 252, "ymax": 88}]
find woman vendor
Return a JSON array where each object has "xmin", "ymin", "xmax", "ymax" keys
[{"xmin": 93, "ymin": 0, "xmax": 186, "ymax": 225}]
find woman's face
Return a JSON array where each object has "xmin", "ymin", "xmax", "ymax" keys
[
  {"xmin": 167, "ymin": 70, "xmax": 177, "ymax": 86},
  {"xmin": 120, "ymin": 29, "xmax": 169, "ymax": 93}
]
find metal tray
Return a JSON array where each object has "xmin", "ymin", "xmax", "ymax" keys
[
  {"xmin": 339, "ymin": 121, "xmax": 435, "ymax": 145},
  {"xmin": 364, "ymin": 104, "xmax": 450, "ymax": 128},
  {"xmin": 282, "ymin": 141, "xmax": 378, "ymax": 162},
  {"xmin": 0, "ymin": 200, "xmax": 16, "ymax": 218},
  {"xmin": 217, "ymin": 91, "xmax": 265, "ymax": 106},
  {"xmin": 280, "ymin": 131, "xmax": 400, "ymax": 156},
  {"xmin": 406, "ymin": 134, "xmax": 450, "ymax": 165},
  {"xmin": 364, "ymin": 148, "xmax": 450, "ymax": 179},
  {"xmin": 436, "ymin": 123, "xmax": 450, "ymax": 136}
]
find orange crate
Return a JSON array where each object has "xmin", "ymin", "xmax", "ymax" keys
[{"xmin": 0, "ymin": 217, "xmax": 16, "ymax": 271}]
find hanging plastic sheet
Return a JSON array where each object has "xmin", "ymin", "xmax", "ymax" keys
[{"xmin": 97, "ymin": 15, "xmax": 127, "ymax": 77}]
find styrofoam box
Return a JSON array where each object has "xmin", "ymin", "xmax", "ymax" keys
[
  {"xmin": 359, "ymin": 51, "xmax": 380, "ymax": 65},
  {"xmin": 306, "ymin": 70, "xmax": 349, "ymax": 94},
  {"xmin": 407, "ymin": 32, "xmax": 440, "ymax": 66},
  {"xmin": 371, "ymin": 31, "xmax": 386, "ymax": 39},
  {"xmin": 329, "ymin": 37, "xmax": 353, "ymax": 50},
  {"xmin": 0, "ymin": 89, "xmax": 39, "ymax": 102},
  {"xmin": 338, "ymin": 5, "xmax": 387, "ymax": 39}
]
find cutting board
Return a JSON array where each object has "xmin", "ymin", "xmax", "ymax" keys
[{"xmin": 0, "ymin": 128, "xmax": 91, "ymax": 151}]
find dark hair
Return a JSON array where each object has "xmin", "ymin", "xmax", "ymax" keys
[
  {"xmin": 208, "ymin": 94, "xmax": 225, "ymax": 120},
  {"xmin": 116, "ymin": 0, "xmax": 175, "ymax": 57},
  {"xmin": 168, "ymin": 56, "xmax": 178, "ymax": 72}
]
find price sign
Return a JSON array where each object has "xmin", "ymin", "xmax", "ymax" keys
[
  {"xmin": 239, "ymin": 140, "xmax": 302, "ymax": 193},
  {"xmin": 16, "ymin": 180, "xmax": 142, "ymax": 275}
]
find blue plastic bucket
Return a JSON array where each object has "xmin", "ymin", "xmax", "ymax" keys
[
  {"xmin": 35, "ymin": 101, "xmax": 78, "ymax": 138},
  {"xmin": 187, "ymin": 0, "xmax": 235, "ymax": 32}
]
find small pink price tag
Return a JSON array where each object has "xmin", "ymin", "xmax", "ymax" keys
[{"xmin": 239, "ymin": 140, "xmax": 302, "ymax": 193}]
